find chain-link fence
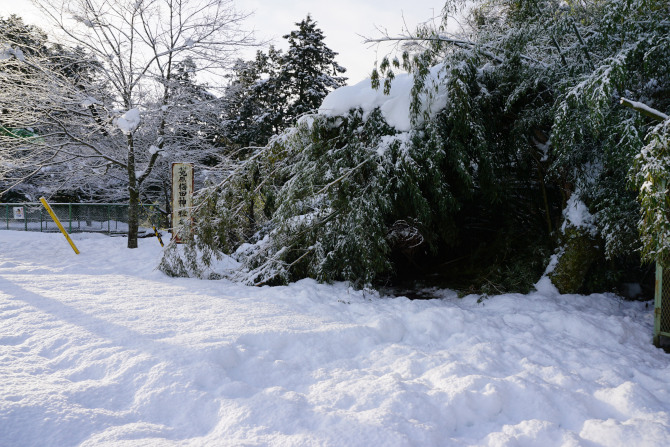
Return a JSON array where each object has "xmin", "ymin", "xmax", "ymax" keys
[
  {"xmin": 1, "ymin": 203, "xmax": 167, "ymax": 235},
  {"xmin": 661, "ymin": 265, "xmax": 670, "ymax": 336}
]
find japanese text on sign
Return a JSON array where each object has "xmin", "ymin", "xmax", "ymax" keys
[{"xmin": 171, "ymin": 162, "xmax": 194, "ymax": 243}]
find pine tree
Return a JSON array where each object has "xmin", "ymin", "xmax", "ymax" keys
[
  {"xmin": 281, "ymin": 15, "xmax": 347, "ymax": 122},
  {"xmin": 221, "ymin": 16, "xmax": 347, "ymax": 149},
  {"xmin": 221, "ymin": 47, "xmax": 286, "ymax": 149}
]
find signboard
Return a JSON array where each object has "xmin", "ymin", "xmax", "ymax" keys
[
  {"xmin": 171, "ymin": 162, "xmax": 194, "ymax": 243},
  {"xmin": 13, "ymin": 206, "xmax": 24, "ymax": 220}
]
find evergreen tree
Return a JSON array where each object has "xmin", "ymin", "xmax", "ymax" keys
[
  {"xmin": 221, "ymin": 47, "xmax": 286, "ymax": 149},
  {"xmin": 281, "ymin": 14, "xmax": 347, "ymax": 122},
  {"xmin": 220, "ymin": 15, "xmax": 346, "ymax": 149}
]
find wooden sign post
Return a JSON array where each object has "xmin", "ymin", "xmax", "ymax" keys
[{"xmin": 171, "ymin": 162, "xmax": 194, "ymax": 243}]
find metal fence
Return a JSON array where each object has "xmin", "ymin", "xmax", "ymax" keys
[{"xmin": 1, "ymin": 202, "xmax": 167, "ymax": 234}]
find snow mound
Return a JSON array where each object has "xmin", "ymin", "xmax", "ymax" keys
[
  {"xmin": 561, "ymin": 194, "xmax": 597, "ymax": 235},
  {"xmin": 0, "ymin": 231, "xmax": 668, "ymax": 446},
  {"xmin": 319, "ymin": 65, "xmax": 448, "ymax": 131}
]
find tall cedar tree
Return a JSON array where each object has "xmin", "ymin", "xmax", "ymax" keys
[
  {"xmin": 281, "ymin": 14, "xmax": 347, "ymax": 121},
  {"xmin": 221, "ymin": 47, "xmax": 286, "ymax": 149},
  {"xmin": 221, "ymin": 15, "xmax": 346, "ymax": 149}
]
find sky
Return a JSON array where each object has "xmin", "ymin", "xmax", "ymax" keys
[
  {"xmin": 242, "ymin": 0, "xmax": 446, "ymax": 83},
  {"xmin": 0, "ymin": 0, "xmax": 447, "ymax": 84}
]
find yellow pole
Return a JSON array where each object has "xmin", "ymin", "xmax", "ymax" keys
[{"xmin": 39, "ymin": 197, "xmax": 80, "ymax": 254}]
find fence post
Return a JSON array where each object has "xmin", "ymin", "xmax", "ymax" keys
[
  {"xmin": 68, "ymin": 203, "xmax": 72, "ymax": 234},
  {"xmin": 24, "ymin": 205, "xmax": 27, "ymax": 231},
  {"xmin": 40, "ymin": 207, "xmax": 43, "ymax": 232},
  {"xmin": 108, "ymin": 205, "xmax": 111, "ymax": 234},
  {"xmin": 5, "ymin": 204, "xmax": 8, "ymax": 230}
]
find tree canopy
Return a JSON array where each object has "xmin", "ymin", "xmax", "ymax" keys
[
  {"xmin": 1, "ymin": 0, "xmax": 254, "ymax": 248},
  {"xmin": 161, "ymin": 0, "xmax": 669, "ymax": 294},
  {"xmin": 221, "ymin": 14, "xmax": 346, "ymax": 149}
]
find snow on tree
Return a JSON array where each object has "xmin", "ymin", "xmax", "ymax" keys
[
  {"xmin": 366, "ymin": 0, "xmax": 670, "ymax": 293},
  {"xmin": 220, "ymin": 15, "xmax": 346, "ymax": 150},
  {"xmin": 194, "ymin": 15, "xmax": 350, "ymax": 248},
  {"xmin": 631, "ymin": 107, "xmax": 670, "ymax": 266},
  {"xmin": 164, "ymin": 0, "xmax": 668, "ymax": 294},
  {"xmin": 280, "ymin": 14, "xmax": 347, "ymax": 122},
  {"xmin": 220, "ymin": 47, "xmax": 286, "ymax": 149},
  {"xmin": 0, "ymin": 14, "xmax": 102, "ymax": 201},
  {"xmin": 161, "ymin": 73, "xmax": 472, "ymax": 287},
  {"xmin": 1, "ymin": 0, "xmax": 254, "ymax": 248}
]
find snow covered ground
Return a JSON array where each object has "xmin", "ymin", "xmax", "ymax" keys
[{"xmin": 1, "ymin": 231, "xmax": 669, "ymax": 446}]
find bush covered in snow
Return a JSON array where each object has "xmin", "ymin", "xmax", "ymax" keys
[{"xmin": 165, "ymin": 0, "xmax": 669, "ymax": 293}]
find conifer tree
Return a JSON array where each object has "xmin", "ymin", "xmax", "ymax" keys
[
  {"xmin": 281, "ymin": 14, "xmax": 347, "ymax": 122},
  {"xmin": 220, "ymin": 15, "xmax": 346, "ymax": 149},
  {"xmin": 221, "ymin": 47, "xmax": 286, "ymax": 149}
]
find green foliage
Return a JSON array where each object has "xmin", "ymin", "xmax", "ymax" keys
[
  {"xmin": 220, "ymin": 49, "xmax": 286, "ymax": 148},
  {"xmin": 549, "ymin": 226, "xmax": 601, "ymax": 294},
  {"xmin": 386, "ymin": 0, "xmax": 668, "ymax": 280},
  {"xmin": 633, "ymin": 119, "xmax": 670, "ymax": 265},
  {"xmin": 166, "ymin": 0, "xmax": 669, "ymax": 293},
  {"xmin": 551, "ymin": 0, "xmax": 669, "ymax": 259},
  {"xmin": 239, "ymin": 109, "xmax": 456, "ymax": 287},
  {"xmin": 221, "ymin": 15, "xmax": 346, "ymax": 149},
  {"xmin": 282, "ymin": 14, "xmax": 347, "ymax": 119}
]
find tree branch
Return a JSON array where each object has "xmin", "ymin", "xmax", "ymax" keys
[
  {"xmin": 620, "ymin": 97, "xmax": 669, "ymax": 122},
  {"xmin": 364, "ymin": 35, "xmax": 548, "ymax": 67}
]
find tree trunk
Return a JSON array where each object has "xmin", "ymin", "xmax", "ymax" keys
[
  {"xmin": 127, "ymin": 134, "xmax": 139, "ymax": 249},
  {"xmin": 128, "ymin": 186, "xmax": 139, "ymax": 248}
]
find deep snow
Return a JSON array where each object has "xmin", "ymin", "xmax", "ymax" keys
[{"xmin": 1, "ymin": 231, "xmax": 669, "ymax": 446}]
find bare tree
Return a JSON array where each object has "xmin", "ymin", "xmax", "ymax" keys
[{"xmin": 4, "ymin": 0, "xmax": 254, "ymax": 248}]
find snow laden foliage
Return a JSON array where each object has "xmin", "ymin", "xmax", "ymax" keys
[
  {"xmin": 0, "ymin": 15, "xmax": 102, "ymax": 200},
  {"xmin": 551, "ymin": 0, "xmax": 670, "ymax": 259},
  {"xmin": 220, "ymin": 48, "xmax": 286, "ymax": 149},
  {"xmin": 162, "ymin": 63, "xmax": 551, "ymax": 290},
  {"xmin": 163, "ymin": 109, "xmax": 458, "ymax": 286},
  {"xmin": 166, "ymin": 0, "xmax": 668, "ymax": 293},
  {"xmin": 633, "ymin": 118, "xmax": 670, "ymax": 264},
  {"xmin": 281, "ymin": 14, "xmax": 347, "ymax": 121},
  {"xmin": 367, "ymin": 0, "xmax": 669, "ymax": 291}
]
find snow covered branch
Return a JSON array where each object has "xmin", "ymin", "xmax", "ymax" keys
[
  {"xmin": 620, "ymin": 98, "xmax": 669, "ymax": 122},
  {"xmin": 364, "ymin": 34, "xmax": 547, "ymax": 67}
]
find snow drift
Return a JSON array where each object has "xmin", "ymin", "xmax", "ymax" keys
[{"xmin": 0, "ymin": 231, "xmax": 669, "ymax": 446}]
